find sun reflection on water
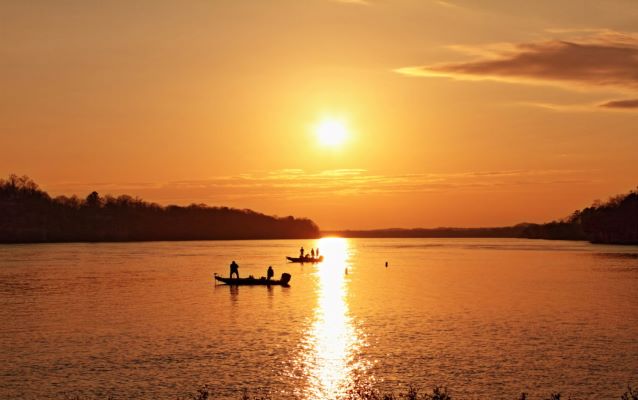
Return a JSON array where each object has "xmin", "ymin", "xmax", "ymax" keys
[{"xmin": 294, "ymin": 237, "xmax": 369, "ymax": 400}]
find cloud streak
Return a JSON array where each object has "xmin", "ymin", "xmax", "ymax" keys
[
  {"xmin": 330, "ymin": 0, "xmax": 371, "ymax": 5},
  {"xmin": 599, "ymin": 98, "xmax": 638, "ymax": 109},
  {"xmin": 397, "ymin": 30, "xmax": 638, "ymax": 110},
  {"xmin": 45, "ymin": 168, "xmax": 593, "ymax": 205}
]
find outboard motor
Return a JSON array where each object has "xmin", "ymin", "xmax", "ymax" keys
[{"xmin": 280, "ymin": 273, "xmax": 291, "ymax": 285}]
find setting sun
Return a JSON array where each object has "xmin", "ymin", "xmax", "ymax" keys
[{"xmin": 315, "ymin": 119, "xmax": 348, "ymax": 147}]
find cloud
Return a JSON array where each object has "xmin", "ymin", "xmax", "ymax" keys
[
  {"xmin": 599, "ymin": 98, "xmax": 638, "ymax": 109},
  {"xmin": 434, "ymin": 0, "xmax": 463, "ymax": 9},
  {"xmin": 44, "ymin": 168, "xmax": 593, "ymax": 205},
  {"xmin": 330, "ymin": 0, "xmax": 370, "ymax": 5},
  {"xmin": 516, "ymin": 101, "xmax": 600, "ymax": 113},
  {"xmin": 397, "ymin": 30, "xmax": 638, "ymax": 110}
]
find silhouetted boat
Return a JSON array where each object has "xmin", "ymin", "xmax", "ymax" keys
[
  {"xmin": 286, "ymin": 256, "xmax": 324, "ymax": 263},
  {"xmin": 214, "ymin": 273, "xmax": 291, "ymax": 286}
]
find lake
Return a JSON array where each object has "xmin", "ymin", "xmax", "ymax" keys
[{"xmin": 1, "ymin": 238, "xmax": 637, "ymax": 399}]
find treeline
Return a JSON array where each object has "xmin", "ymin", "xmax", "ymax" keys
[
  {"xmin": 328, "ymin": 187, "xmax": 638, "ymax": 245},
  {"xmin": 325, "ymin": 225, "xmax": 529, "ymax": 239},
  {"xmin": 520, "ymin": 188, "xmax": 638, "ymax": 244},
  {"xmin": 0, "ymin": 175, "xmax": 320, "ymax": 243}
]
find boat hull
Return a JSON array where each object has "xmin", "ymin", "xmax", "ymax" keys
[
  {"xmin": 214, "ymin": 273, "xmax": 291, "ymax": 286},
  {"xmin": 286, "ymin": 256, "xmax": 324, "ymax": 263}
]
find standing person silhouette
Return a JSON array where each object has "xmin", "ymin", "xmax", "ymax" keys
[
  {"xmin": 299, "ymin": 246, "xmax": 305, "ymax": 258},
  {"xmin": 267, "ymin": 266, "xmax": 274, "ymax": 281},
  {"xmin": 230, "ymin": 260, "xmax": 239, "ymax": 278},
  {"xmin": 311, "ymin": 248, "xmax": 315, "ymax": 258},
  {"xmin": 316, "ymin": 248, "xmax": 320, "ymax": 257}
]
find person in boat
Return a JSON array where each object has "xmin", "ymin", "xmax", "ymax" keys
[
  {"xmin": 316, "ymin": 248, "xmax": 319, "ymax": 257},
  {"xmin": 299, "ymin": 246, "xmax": 304, "ymax": 258},
  {"xmin": 267, "ymin": 266, "xmax": 274, "ymax": 281},
  {"xmin": 310, "ymin": 248, "xmax": 315, "ymax": 258},
  {"xmin": 230, "ymin": 260, "xmax": 239, "ymax": 279}
]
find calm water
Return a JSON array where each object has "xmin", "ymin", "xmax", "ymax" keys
[{"xmin": 1, "ymin": 238, "xmax": 638, "ymax": 399}]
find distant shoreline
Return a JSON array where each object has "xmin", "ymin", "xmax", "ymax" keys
[
  {"xmin": 2, "ymin": 174, "xmax": 636, "ymax": 245},
  {"xmin": 323, "ymin": 226, "xmax": 531, "ymax": 239},
  {"xmin": 0, "ymin": 235, "xmax": 611, "ymax": 245},
  {"xmin": 326, "ymin": 186, "xmax": 638, "ymax": 245}
]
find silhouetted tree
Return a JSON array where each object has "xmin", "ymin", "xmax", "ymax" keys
[
  {"xmin": 520, "ymin": 187, "xmax": 638, "ymax": 244},
  {"xmin": 85, "ymin": 191, "xmax": 102, "ymax": 208}
]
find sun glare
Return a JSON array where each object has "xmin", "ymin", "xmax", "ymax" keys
[
  {"xmin": 316, "ymin": 119, "xmax": 348, "ymax": 147},
  {"xmin": 293, "ymin": 237, "xmax": 368, "ymax": 399}
]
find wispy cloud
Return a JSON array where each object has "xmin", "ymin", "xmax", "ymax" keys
[
  {"xmin": 434, "ymin": 0, "xmax": 463, "ymax": 9},
  {"xmin": 599, "ymin": 98, "xmax": 638, "ymax": 109},
  {"xmin": 45, "ymin": 168, "xmax": 594, "ymax": 205},
  {"xmin": 542, "ymin": 27, "xmax": 612, "ymax": 35},
  {"xmin": 520, "ymin": 98, "xmax": 638, "ymax": 112},
  {"xmin": 397, "ymin": 30, "xmax": 638, "ymax": 111},
  {"xmin": 330, "ymin": 0, "xmax": 371, "ymax": 5}
]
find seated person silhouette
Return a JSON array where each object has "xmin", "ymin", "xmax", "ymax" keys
[{"xmin": 267, "ymin": 266, "xmax": 274, "ymax": 281}]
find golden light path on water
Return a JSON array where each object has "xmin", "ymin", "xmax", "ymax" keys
[{"xmin": 293, "ymin": 237, "xmax": 370, "ymax": 400}]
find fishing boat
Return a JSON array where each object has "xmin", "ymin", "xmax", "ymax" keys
[
  {"xmin": 286, "ymin": 255, "xmax": 324, "ymax": 263},
  {"xmin": 214, "ymin": 272, "xmax": 291, "ymax": 286}
]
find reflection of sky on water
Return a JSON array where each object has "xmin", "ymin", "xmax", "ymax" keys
[{"xmin": 291, "ymin": 237, "xmax": 369, "ymax": 399}]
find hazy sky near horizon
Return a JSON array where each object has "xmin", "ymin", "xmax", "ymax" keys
[{"xmin": 1, "ymin": 0, "xmax": 637, "ymax": 229}]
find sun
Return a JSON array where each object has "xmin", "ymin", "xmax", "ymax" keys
[{"xmin": 315, "ymin": 119, "xmax": 348, "ymax": 147}]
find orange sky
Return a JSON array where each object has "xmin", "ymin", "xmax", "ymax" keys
[{"xmin": 1, "ymin": 1, "xmax": 637, "ymax": 230}]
